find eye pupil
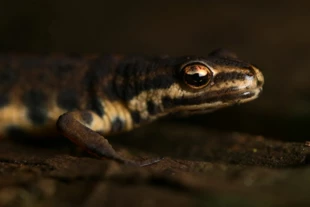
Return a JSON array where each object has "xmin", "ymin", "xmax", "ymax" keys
[
  {"xmin": 182, "ymin": 64, "xmax": 212, "ymax": 89},
  {"xmin": 186, "ymin": 73, "xmax": 205, "ymax": 85}
]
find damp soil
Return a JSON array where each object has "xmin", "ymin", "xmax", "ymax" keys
[{"xmin": 1, "ymin": 121, "xmax": 310, "ymax": 207}]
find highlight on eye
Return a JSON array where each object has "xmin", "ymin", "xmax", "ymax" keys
[{"xmin": 181, "ymin": 63, "xmax": 213, "ymax": 89}]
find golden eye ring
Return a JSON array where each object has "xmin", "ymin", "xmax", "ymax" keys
[{"xmin": 180, "ymin": 62, "xmax": 213, "ymax": 89}]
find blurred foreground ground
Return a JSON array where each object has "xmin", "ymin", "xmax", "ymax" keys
[{"xmin": 1, "ymin": 122, "xmax": 310, "ymax": 207}]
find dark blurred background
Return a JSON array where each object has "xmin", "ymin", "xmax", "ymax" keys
[{"xmin": 1, "ymin": 0, "xmax": 310, "ymax": 141}]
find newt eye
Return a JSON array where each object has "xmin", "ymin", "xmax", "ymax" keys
[{"xmin": 181, "ymin": 63, "xmax": 212, "ymax": 89}]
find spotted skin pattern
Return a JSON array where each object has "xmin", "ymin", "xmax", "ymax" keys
[{"xmin": 0, "ymin": 50, "xmax": 264, "ymax": 166}]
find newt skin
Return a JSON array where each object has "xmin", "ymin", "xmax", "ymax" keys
[{"xmin": 0, "ymin": 50, "xmax": 264, "ymax": 166}]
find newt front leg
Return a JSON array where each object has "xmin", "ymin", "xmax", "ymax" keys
[{"xmin": 57, "ymin": 110, "xmax": 162, "ymax": 166}]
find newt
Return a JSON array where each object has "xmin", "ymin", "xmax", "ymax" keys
[{"xmin": 0, "ymin": 49, "xmax": 264, "ymax": 166}]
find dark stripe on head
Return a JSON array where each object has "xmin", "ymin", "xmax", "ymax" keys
[
  {"xmin": 116, "ymin": 74, "xmax": 175, "ymax": 101},
  {"xmin": 23, "ymin": 89, "xmax": 47, "ymax": 125},
  {"xmin": 162, "ymin": 96, "xmax": 181, "ymax": 108},
  {"xmin": 0, "ymin": 94, "xmax": 9, "ymax": 108},
  {"xmin": 57, "ymin": 89, "xmax": 79, "ymax": 111},
  {"xmin": 162, "ymin": 91, "xmax": 255, "ymax": 108},
  {"xmin": 111, "ymin": 117, "xmax": 124, "ymax": 132},
  {"xmin": 81, "ymin": 111, "xmax": 93, "ymax": 125},
  {"xmin": 213, "ymin": 72, "xmax": 251, "ymax": 84}
]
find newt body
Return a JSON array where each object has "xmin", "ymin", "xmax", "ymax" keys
[{"xmin": 0, "ymin": 49, "xmax": 264, "ymax": 166}]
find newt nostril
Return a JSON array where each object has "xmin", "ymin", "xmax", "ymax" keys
[
  {"xmin": 250, "ymin": 66, "xmax": 264, "ymax": 88},
  {"xmin": 257, "ymin": 79, "xmax": 264, "ymax": 88}
]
